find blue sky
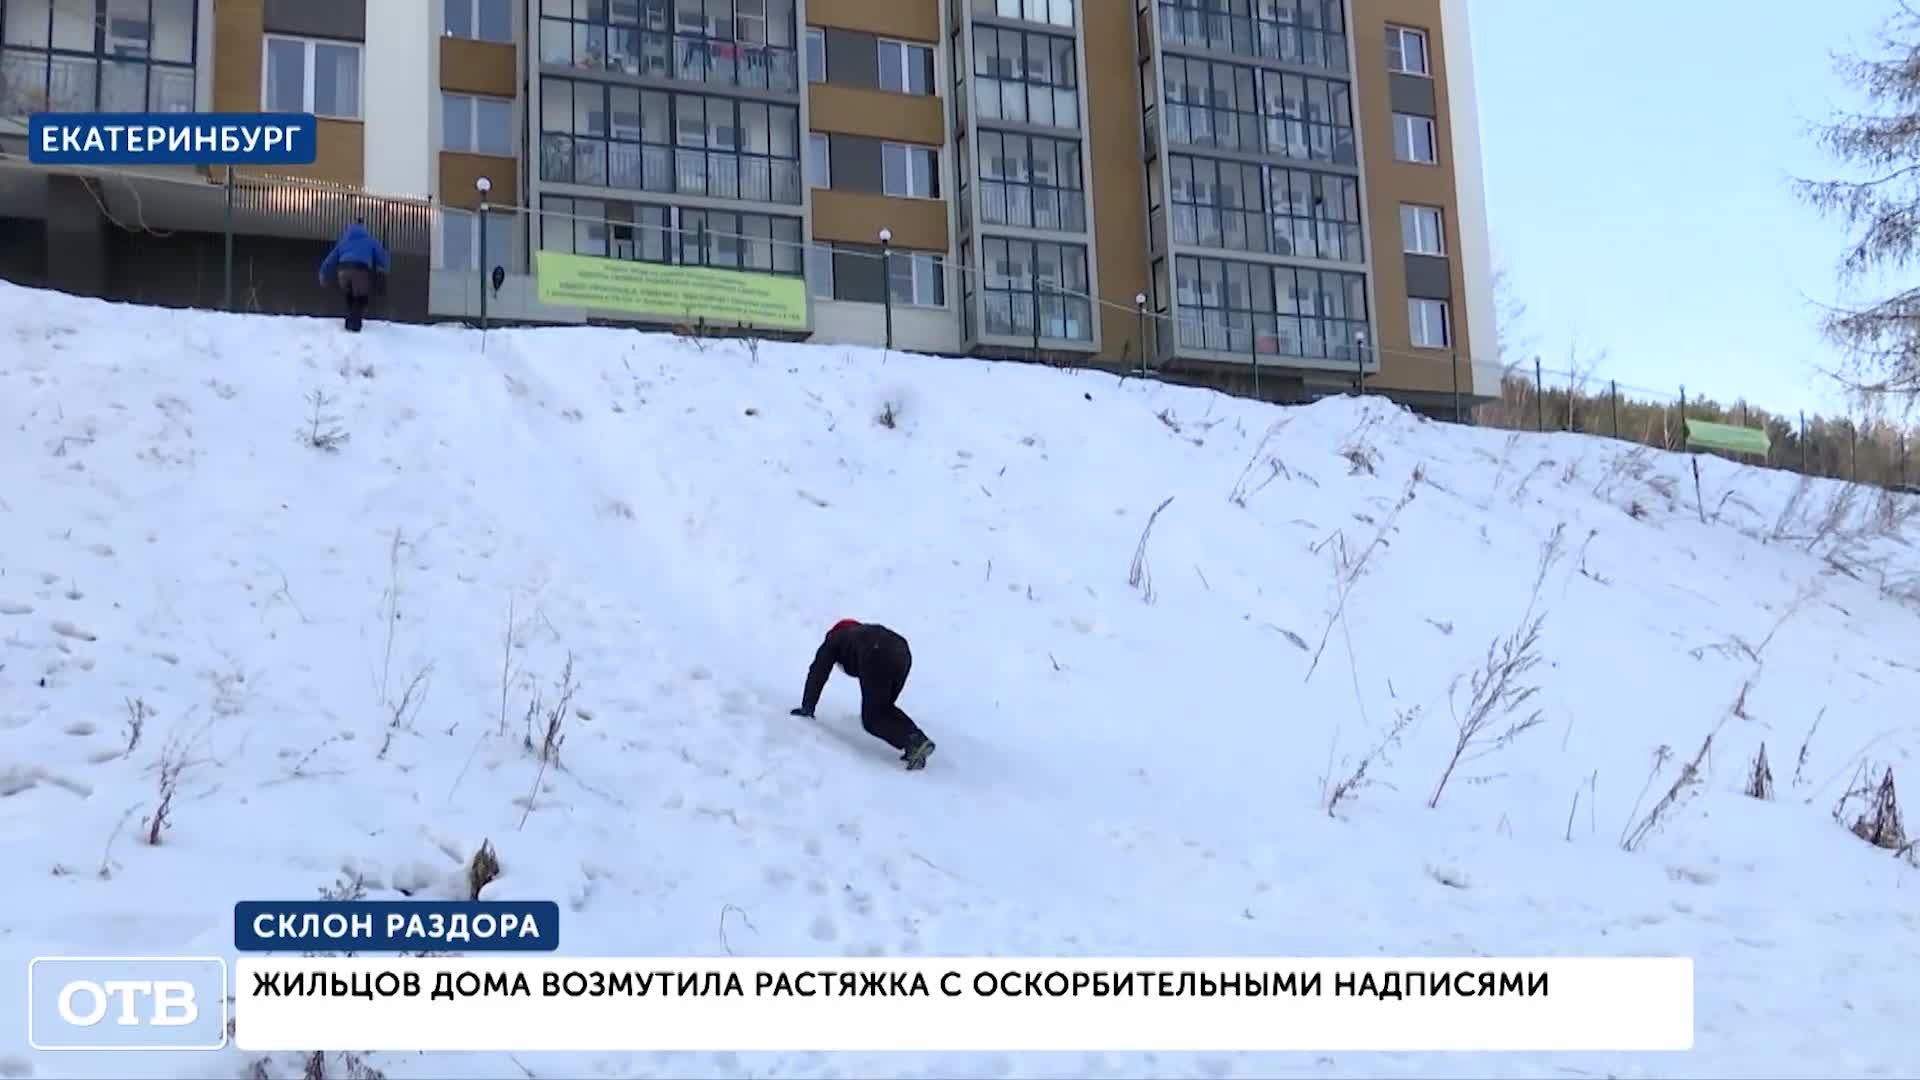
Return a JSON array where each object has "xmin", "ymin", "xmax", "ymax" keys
[{"xmin": 1469, "ymin": 0, "xmax": 1891, "ymax": 418}]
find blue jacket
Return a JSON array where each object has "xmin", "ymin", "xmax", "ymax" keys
[{"xmin": 320, "ymin": 223, "xmax": 390, "ymax": 278}]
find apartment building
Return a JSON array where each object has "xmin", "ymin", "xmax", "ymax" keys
[{"xmin": 0, "ymin": 0, "xmax": 1496, "ymax": 410}]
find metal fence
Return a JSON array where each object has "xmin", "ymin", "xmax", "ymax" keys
[
  {"xmin": 1469, "ymin": 356, "xmax": 1918, "ymax": 493},
  {"xmin": 4, "ymin": 153, "xmax": 1911, "ymax": 491}
]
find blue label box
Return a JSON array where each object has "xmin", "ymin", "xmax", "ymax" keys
[
  {"xmin": 234, "ymin": 900, "xmax": 561, "ymax": 952},
  {"xmin": 28, "ymin": 956, "xmax": 229, "ymax": 1051},
  {"xmin": 28, "ymin": 112, "xmax": 318, "ymax": 165}
]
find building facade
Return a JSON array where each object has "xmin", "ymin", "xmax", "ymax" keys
[{"xmin": 0, "ymin": 0, "xmax": 1497, "ymax": 409}]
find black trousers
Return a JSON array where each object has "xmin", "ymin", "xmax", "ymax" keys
[
  {"xmin": 336, "ymin": 264, "xmax": 373, "ymax": 331},
  {"xmin": 856, "ymin": 632, "xmax": 928, "ymax": 752}
]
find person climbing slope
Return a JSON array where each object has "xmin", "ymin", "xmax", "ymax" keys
[
  {"xmin": 318, "ymin": 217, "xmax": 390, "ymax": 333},
  {"xmin": 791, "ymin": 619, "xmax": 936, "ymax": 770}
]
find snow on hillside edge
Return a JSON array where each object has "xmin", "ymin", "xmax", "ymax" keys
[{"xmin": 1, "ymin": 281, "xmax": 1916, "ymax": 1079}]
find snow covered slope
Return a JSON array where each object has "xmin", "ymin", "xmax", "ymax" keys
[{"xmin": 1, "ymin": 280, "xmax": 1916, "ymax": 1079}]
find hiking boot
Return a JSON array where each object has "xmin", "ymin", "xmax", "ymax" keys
[{"xmin": 903, "ymin": 739, "xmax": 935, "ymax": 771}]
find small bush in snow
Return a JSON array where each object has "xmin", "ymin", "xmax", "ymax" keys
[
  {"xmin": 517, "ymin": 653, "xmax": 581, "ymax": 828},
  {"xmin": 1428, "ymin": 523, "xmax": 1564, "ymax": 809},
  {"xmin": 1622, "ymin": 734, "xmax": 1713, "ymax": 853},
  {"xmin": 1745, "ymin": 743, "xmax": 1775, "ymax": 801},
  {"xmin": 301, "ymin": 389, "xmax": 350, "ymax": 452},
  {"xmin": 1838, "ymin": 766, "xmax": 1907, "ymax": 852},
  {"xmin": 122, "ymin": 696, "xmax": 151, "ymax": 757},
  {"xmin": 876, "ymin": 399, "xmax": 900, "ymax": 429},
  {"xmin": 467, "ymin": 839, "xmax": 501, "ymax": 901},
  {"xmin": 1323, "ymin": 704, "xmax": 1419, "ymax": 818},
  {"xmin": 281, "ymin": 1050, "xmax": 384, "ymax": 1080},
  {"xmin": 1127, "ymin": 496, "xmax": 1176, "ymax": 604}
]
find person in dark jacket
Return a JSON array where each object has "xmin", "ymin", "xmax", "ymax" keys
[
  {"xmin": 318, "ymin": 218, "xmax": 390, "ymax": 332},
  {"xmin": 791, "ymin": 619, "xmax": 936, "ymax": 769}
]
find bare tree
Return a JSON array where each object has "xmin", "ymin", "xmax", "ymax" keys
[{"xmin": 1799, "ymin": 2, "xmax": 1920, "ymax": 400}]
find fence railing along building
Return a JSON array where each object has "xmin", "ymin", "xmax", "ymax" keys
[{"xmin": 2, "ymin": 154, "xmax": 1912, "ymax": 495}]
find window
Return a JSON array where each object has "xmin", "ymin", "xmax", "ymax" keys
[
  {"xmin": 806, "ymin": 131, "xmax": 830, "ymax": 186},
  {"xmin": 1385, "ymin": 25, "xmax": 1428, "ymax": 76},
  {"xmin": 972, "ymin": 0, "xmax": 1073, "ymax": 28},
  {"xmin": 1161, "ymin": 55, "xmax": 1355, "ymax": 165},
  {"xmin": 540, "ymin": 195, "xmax": 804, "ymax": 275},
  {"xmin": 0, "ymin": 0, "xmax": 197, "ymax": 117},
  {"xmin": 1167, "ymin": 155, "xmax": 1361, "ymax": 263},
  {"xmin": 805, "ymin": 26, "xmax": 824, "ymax": 82},
  {"xmin": 264, "ymin": 35, "xmax": 361, "ymax": 119},
  {"xmin": 1393, "ymin": 113, "xmax": 1437, "ymax": 164},
  {"xmin": 970, "ymin": 24, "xmax": 1077, "ymax": 128},
  {"xmin": 978, "ymin": 130, "xmax": 1084, "ymax": 232},
  {"xmin": 979, "ymin": 236, "xmax": 1091, "ymax": 341},
  {"xmin": 440, "ymin": 207, "xmax": 518, "ymax": 272},
  {"xmin": 539, "ymin": 76, "xmax": 802, "ymax": 204},
  {"xmin": 1156, "ymin": 0, "xmax": 1347, "ymax": 74},
  {"xmin": 808, "ymin": 241, "xmax": 834, "ymax": 298},
  {"xmin": 538, "ymin": 0, "xmax": 800, "ymax": 93},
  {"xmin": 1409, "ymin": 298, "xmax": 1449, "ymax": 348},
  {"xmin": 889, "ymin": 251, "xmax": 946, "ymax": 306},
  {"xmin": 1173, "ymin": 255, "xmax": 1366, "ymax": 361},
  {"xmin": 1400, "ymin": 204, "xmax": 1444, "ymax": 256},
  {"xmin": 878, "ymin": 38, "xmax": 933, "ymax": 95},
  {"xmin": 444, "ymin": 92, "xmax": 514, "ymax": 155},
  {"xmin": 881, "ymin": 142, "xmax": 939, "ymax": 198},
  {"xmin": 447, "ymin": 0, "xmax": 513, "ymax": 43}
]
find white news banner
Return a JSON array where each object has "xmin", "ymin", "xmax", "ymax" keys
[{"xmin": 233, "ymin": 956, "xmax": 1693, "ymax": 1053}]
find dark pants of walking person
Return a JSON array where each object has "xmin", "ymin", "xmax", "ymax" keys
[
  {"xmin": 855, "ymin": 630, "xmax": 926, "ymax": 753},
  {"xmin": 337, "ymin": 263, "xmax": 373, "ymax": 332}
]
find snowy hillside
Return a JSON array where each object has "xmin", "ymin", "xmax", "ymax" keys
[{"xmin": 1, "ymin": 279, "xmax": 1917, "ymax": 1079}]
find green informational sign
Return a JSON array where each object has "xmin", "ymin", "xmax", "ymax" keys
[
  {"xmin": 535, "ymin": 251, "xmax": 808, "ymax": 331},
  {"xmin": 1685, "ymin": 418, "xmax": 1771, "ymax": 456}
]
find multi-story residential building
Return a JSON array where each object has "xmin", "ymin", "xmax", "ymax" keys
[{"xmin": 0, "ymin": 0, "xmax": 1496, "ymax": 413}]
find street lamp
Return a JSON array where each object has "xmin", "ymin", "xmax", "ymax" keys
[
  {"xmin": 1134, "ymin": 292, "xmax": 1148, "ymax": 374},
  {"xmin": 476, "ymin": 176, "xmax": 493, "ymax": 329},
  {"xmin": 1352, "ymin": 328, "xmax": 1368, "ymax": 396},
  {"xmin": 878, "ymin": 227, "xmax": 894, "ymax": 350}
]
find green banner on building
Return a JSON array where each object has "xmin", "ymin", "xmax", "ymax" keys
[
  {"xmin": 1685, "ymin": 418, "xmax": 1771, "ymax": 456},
  {"xmin": 535, "ymin": 251, "xmax": 808, "ymax": 331}
]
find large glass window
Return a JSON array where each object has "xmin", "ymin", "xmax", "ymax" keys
[
  {"xmin": 1156, "ymin": 0, "xmax": 1347, "ymax": 74},
  {"xmin": 540, "ymin": 195, "xmax": 803, "ymax": 276},
  {"xmin": 1400, "ymin": 203, "xmax": 1444, "ymax": 255},
  {"xmin": 878, "ymin": 37, "xmax": 933, "ymax": 94},
  {"xmin": 1168, "ymin": 154, "xmax": 1361, "ymax": 262},
  {"xmin": 0, "ymin": 0, "xmax": 196, "ymax": 117},
  {"xmin": 540, "ymin": 76, "xmax": 802, "ymax": 204},
  {"xmin": 440, "ymin": 207, "xmax": 519, "ymax": 272},
  {"xmin": 979, "ymin": 236, "xmax": 1091, "ymax": 341},
  {"xmin": 444, "ymin": 92, "xmax": 515, "ymax": 156},
  {"xmin": 447, "ymin": 0, "xmax": 513, "ymax": 43},
  {"xmin": 881, "ymin": 142, "xmax": 939, "ymax": 198},
  {"xmin": 970, "ymin": 24, "xmax": 1076, "ymax": 129},
  {"xmin": 264, "ymin": 35, "xmax": 361, "ymax": 119},
  {"xmin": 889, "ymin": 251, "xmax": 946, "ymax": 306},
  {"xmin": 977, "ymin": 130, "xmax": 1084, "ymax": 233},
  {"xmin": 1161, "ymin": 54, "xmax": 1354, "ymax": 165},
  {"xmin": 1173, "ymin": 254, "xmax": 1366, "ymax": 361},
  {"xmin": 1384, "ymin": 25, "xmax": 1428, "ymax": 76},
  {"xmin": 538, "ymin": 0, "xmax": 799, "ymax": 94},
  {"xmin": 1409, "ymin": 298, "xmax": 1449, "ymax": 348},
  {"xmin": 971, "ymin": 0, "xmax": 1073, "ymax": 28},
  {"xmin": 1393, "ymin": 112, "xmax": 1437, "ymax": 164}
]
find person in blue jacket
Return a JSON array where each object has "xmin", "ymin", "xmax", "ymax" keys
[{"xmin": 318, "ymin": 218, "xmax": 390, "ymax": 332}]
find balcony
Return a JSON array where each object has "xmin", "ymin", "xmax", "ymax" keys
[{"xmin": 538, "ymin": 25, "xmax": 801, "ymax": 96}]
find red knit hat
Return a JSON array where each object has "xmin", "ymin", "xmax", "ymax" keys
[{"xmin": 829, "ymin": 618, "xmax": 859, "ymax": 634}]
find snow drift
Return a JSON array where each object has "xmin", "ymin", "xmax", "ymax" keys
[{"xmin": 1, "ymin": 280, "xmax": 1916, "ymax": 1079}]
